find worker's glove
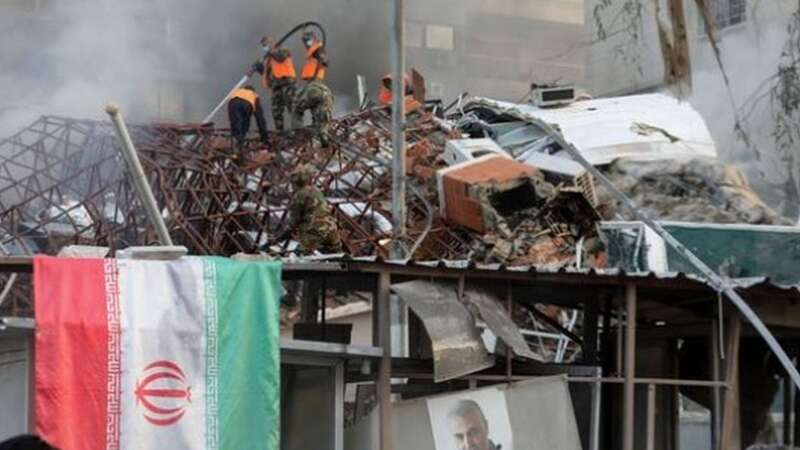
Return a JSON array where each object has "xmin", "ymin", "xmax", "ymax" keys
[{"xmin": 251, "ymin": 60, "xmax": 265, "ymax": 74}]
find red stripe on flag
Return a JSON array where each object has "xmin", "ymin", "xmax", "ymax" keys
[{"xmin": 34, "ymin": 256, "xmax": 117, "ymax": 450}]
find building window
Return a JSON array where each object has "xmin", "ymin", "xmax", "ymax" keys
[
  {"xmin": 702, "ymin": 0, "xmax": 746, "ymax": 29},
  {"xmin": 406, "ymin": 22, "xmax": 424, "ymax": 48},
  {"xmin": 425, "ymin": 25, "xmax": 454, "ymax": 51}
]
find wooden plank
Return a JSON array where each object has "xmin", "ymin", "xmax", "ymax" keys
[{"xmin": 720, "ymin": 316, "xmax": 742, "ymax": 450}]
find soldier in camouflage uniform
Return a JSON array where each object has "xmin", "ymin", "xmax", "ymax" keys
[
  {"xmin": 255, "ymin": 36, "xmax": 297, "ymax": 132},
  {"xmin": 274, "ymin": 165, "xmax": 342, "ymax": 254},
  {"xmin": 292, "ymin": 80, "xmax": 334, "ymax": 145}
]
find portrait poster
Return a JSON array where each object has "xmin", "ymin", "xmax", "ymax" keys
[{"xmin": 426, "ymin": 386, "xmax": 514, "ymax": 450}]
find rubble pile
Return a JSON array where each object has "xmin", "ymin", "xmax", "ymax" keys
[
  {"xmin": 0, "ymin": 97, "xmax": 791, "ymax": 315},
  {"xmin": 470, "ymin": 180, "xmax": 603, "ymax": 266},
  {"xmin": 601, "ymin": 157, "xmax": 791, "ymax": 225}
]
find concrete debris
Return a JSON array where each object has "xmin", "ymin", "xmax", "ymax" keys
[
  {"xmin": 0, "ymin": 93, "xmax": 790, "ymax": 316},
  {"xmin": 601, "ymin": 157, "xmax": 791, "ymax": 225}
]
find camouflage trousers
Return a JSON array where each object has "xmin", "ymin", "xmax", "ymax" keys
[
  {"xmin": 293, "ymin": 81, "xmax": 334, "ymax": 137},
  {"xmin": 297, "ymin": 225, "xmax": 342, "ymax": 254},
  {"xmin": 271, "ymin": 82, "xmax": 295, "ymax": 132}
]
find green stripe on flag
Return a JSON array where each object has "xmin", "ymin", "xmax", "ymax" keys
[{"xmin": 209, "ymin": 257, "xmax": 282, "ymax": 450}]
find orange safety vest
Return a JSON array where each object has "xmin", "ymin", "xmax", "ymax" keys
[
  {"xmin": 262, "ymin": 55, "xmax": 297, "ymax": 89},
  {"xmin": 301, "ymin": 42, "xmax": 326, "ymax": 81},
  {"xmin": 230, "ymin": 88, "xmax": 259, "ymax": 110},
  {"xmin": 378, "ymin": 73, "xmax": 414, "ymax": 106},
  {"xmin": 378, "ymin": 86, "xmax": 392, "ymax": 105}
]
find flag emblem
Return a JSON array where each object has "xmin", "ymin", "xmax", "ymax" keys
[{"xmin": 135, "ymin": 361, "xmax": 192, "ymax": 427}]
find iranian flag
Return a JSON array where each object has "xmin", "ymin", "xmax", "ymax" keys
[{"xmin": 34, "ymin": 256, "xmax": 282, "ymax": 450}]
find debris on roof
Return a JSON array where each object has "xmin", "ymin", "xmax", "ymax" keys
[{"xmin": 0, "ymin": 93, "xmax": 790, "ymax": 317}]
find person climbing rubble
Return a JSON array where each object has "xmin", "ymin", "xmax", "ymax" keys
[
  {"xmin": 293, "ymin": 29, "xmax": 334, "ymax": 145},
  {"xmin": 272, "ymin": 164, "xmax": 342, "ymax": 254},
  {"xmin": 253, "ymin": 35, "xmax": 297, "ymax": 132},
  {"xmin": 227, "ymin": 85, "xmax": 268, "ymax": 151},
  {"xmin": 377, "ymin": 72, "xmax": 423, "ymax": 112}
]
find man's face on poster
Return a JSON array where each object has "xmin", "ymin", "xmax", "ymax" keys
[{"xmin": 449, "ymin": 408, "xmax": 490, "ymax": 450}]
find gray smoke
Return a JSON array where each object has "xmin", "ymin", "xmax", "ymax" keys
[
  {"xmin": 0, "ymin": 0, "xmax": 391, "ymax": 136},
  {"xmin": 686, "ymin": 1, "xmax": 797, "ymax": 215}
]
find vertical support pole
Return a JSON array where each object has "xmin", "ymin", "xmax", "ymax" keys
[
  {"xmin": 616, "ymin": 306, "xmax": 624, "ymax": 375},
  {"xmin": 583, "ymin": 297, "xmax": 599, "ymax": 363},
  {"xmin": 301, "ymin": 278, "xmax": 322, "ymax": 324},
  {"xmin": 334, "ymin": 362, "xmax": 345, "ymax": 450},
  {"xmin": 784, "ymin": 375, "xmax": 793, "ymax": 446},
  {"xmin": 27, "ymin": 334, "xmax": 35, "ymax": 433},
  {"xmin": 320, "ymin": 277, "xmax": 327, "ymax": 325},
  {"xmin": 378, "ymin": 271, "xmax": 393, "ymax": 450},
  {"xmin": 721, "ymin": 316, "xmax": 742, "ymax": 450},
  {"xmin": 506, "ymin": 282, "xmax": 513, "ymax": 381},
  {"xmin": 589, "ymin": 366, "xmax": 602, "ymax": 450},
  {"xmin": 795, "ymin": 366, "xmax": 800, "ymax": 446},
  {"xmin": 602, "ymin": 295, "xmax": 612, "ymax": 364},
  {"xmin": 646, "ymin": 383, "xmax": 656, "ymax": 450},
  {"xmin": 711, "ymin": 319, "xmax": 722, "ymax": 450},
  {"xmin": 623, "ymin": 283, "xmax": 637, "ymax": 450},
  {"xmin": 389, "ymin": 0, "xmax": 406, "ymax": 259}
]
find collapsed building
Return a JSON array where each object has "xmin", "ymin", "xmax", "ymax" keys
[{"xmin": 1, "ymin": 91, "xmax": 799, "ymax": 449}]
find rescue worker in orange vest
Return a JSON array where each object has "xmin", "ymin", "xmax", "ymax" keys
[
  {"xmin": 227, "ymin": 85, "xmax": 268, "ymax": 150},
  {"xmin": 253, "ymin": 36, "xmax": 297, "ymax": 132},
  {"xmin": 378, "ymin": 73, "xmax": 422, "ymax": 112},
  {"xmin": 300, "ymin": 30, "xmax": 328, "ymax": 82},
  {"xmin": 294, "ymin": 30, "xmax": 334, "ymax": 145}
]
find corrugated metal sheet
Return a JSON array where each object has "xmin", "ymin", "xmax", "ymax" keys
[
  {"xmin": 282, "ymin": 254, "xmax": 800, "ymax": 294},
  {"xmin": 391, "ymin": 280, "xmax": 495, "ymax": 382},
  {"xmin": 463, "ymin": 287, "xmax": 545, "ymax": 361}
]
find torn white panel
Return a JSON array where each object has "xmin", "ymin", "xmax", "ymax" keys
[
  {"xmin": 443, "ymin": 138, "xmax": 507, "ymax": 166},
  {"xmin": 471, "ymin": 94, "xmax": 717, "ymax": 165},
  {"xmin": 332, "ymin": 200, "xmax": 393, "ymax": 234}
]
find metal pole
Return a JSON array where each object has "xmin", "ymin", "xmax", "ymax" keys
[
  {"xmin": 785, "ymin": 375, "xmax": 794, "ymax": 446},
  {"xmin": 528, "ymin": 116, "xmax": 800, "ymax": 392},
  {"xmin": 623, "ymin": 283, "xmax": 637, "ymax": 450},
  {"xmin": 646, "ymin": 383, "xmax": 656, "ymax": 450},
  {"xmin": 105, "ymin": 104, "xmax": 174, "ymax": 246},
  {"xmin": 616, "ymin": 307, "xmax": 624, "ymax": 375},
  {"xmin": 0, "ymin": 274, "xmax": 17, "ymax": 308},
  {"xmin": 378, "ymin": 271, "xmax": 393, "ymax": 450},
  {"xmin": 589, "ymin": 366, "xmax": 602, "ymax": 450},
  {"xmin": 506, "ymin": 282, "xmax": 512, "ymax": 381},
  {"xmin": 202, "ymin": 75, "xmax": 250, "ymax": 125},
  {"xmin": 389, "ymin": 0, "xmax": 406, "ymax": 260},
  {"xmin": 711, "ymin": 320, "xmax": 722, "ymax": 450}
]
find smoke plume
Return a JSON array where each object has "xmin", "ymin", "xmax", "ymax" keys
[{"xmin": 0, "ymin": 0, "xmax": 390, "ymax": 136}]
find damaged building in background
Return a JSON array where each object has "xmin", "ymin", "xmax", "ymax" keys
[{"xmin": 1, "ymin": 87, "xmax": 799, "ymax": 449}]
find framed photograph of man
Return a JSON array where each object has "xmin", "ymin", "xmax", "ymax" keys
[{"xmin": 426, "ymin": 387, "xmax": 514, "ymax": 450}]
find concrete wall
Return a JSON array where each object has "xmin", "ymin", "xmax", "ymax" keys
[
  {"xmin": 0, "ymin": 336, "xmax": 32, "ymax": 441},
  {"xmin": 585, "ymin": 0, "xmax": 800, "ymax": 214},
  {"xmin": 406, "ymin": 0, "xmax": 587, "ymax": 102}
]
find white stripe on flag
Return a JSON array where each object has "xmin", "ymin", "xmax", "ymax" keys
[
  {"xmin": 118, "ymin": 259, "xmax": 209, "ymax": 450},
  {"xmin": 203, "ymin": 260, "xmax": 219, "ymax": 450}
]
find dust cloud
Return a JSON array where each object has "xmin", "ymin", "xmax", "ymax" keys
[{"xmin": 0, "ymin": 0, "xmax": 391, "ymax": 137}]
